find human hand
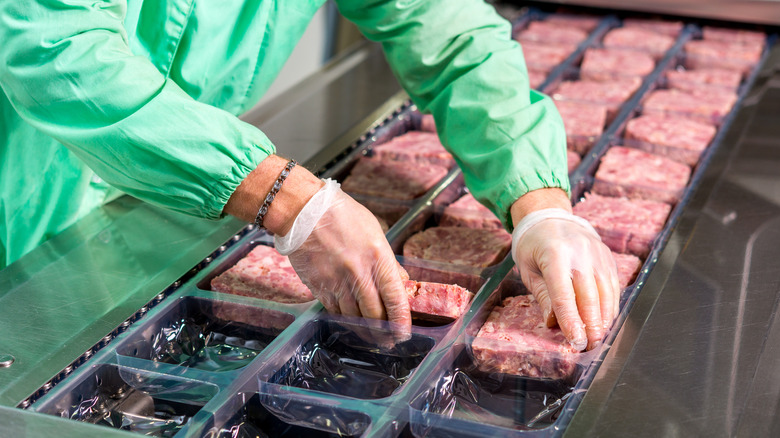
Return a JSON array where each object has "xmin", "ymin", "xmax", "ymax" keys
[
  {"xmin": 275, "ymin": 179, "xmax": 412, "ymax": 335},
  {"xmin": 512, "ymin": 207, "xmax": 620, "ymax": 351}
]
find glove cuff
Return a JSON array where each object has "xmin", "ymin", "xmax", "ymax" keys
[
  {"xmin": 274, "ymin": 178, "xmax": 341, "ymax": 255},
  {"xmin": 511, "ymin": 208, "xmax": 600, "ymax": 264}
]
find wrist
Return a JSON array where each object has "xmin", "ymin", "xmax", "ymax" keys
[
  {"xmin": 510, "ymin": 187, "xmax": 571, "ymax": 229},
  {"xmin": 224, "ymin": 154, "xmax": 324, "ymax": 235}
]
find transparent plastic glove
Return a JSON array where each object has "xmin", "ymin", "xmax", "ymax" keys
[
  {"xmin": 275, "ymin": 179, "xmax": 412, "ymax": 338},
  {"xmin": 512, "ymin": 208, "xmax": 620, "ymax": 351}
]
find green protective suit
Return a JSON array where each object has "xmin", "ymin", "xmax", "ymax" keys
[{"xmin": 0, "ymin": 0, "xmax": 568, "ymax": 269}]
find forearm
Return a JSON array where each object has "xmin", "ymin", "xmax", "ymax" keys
[
  {"xmin": 337, "ymin": 0, "xmax": 570, "ymax": 230},
  {"xmin": 224, "ymin": 155, "xmax": 325, "ymax": 235},
  {"xmin": 0, "ymin": 0, "xmax": 275, "ymax": 220},
  {"xmin": 510, "ymin": 188, "xmax": 572, "ymax": 228}
]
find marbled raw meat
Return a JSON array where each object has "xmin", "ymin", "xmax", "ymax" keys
[
  {"xmin": 519, "ymin": 40, "xmax": 577, "ymax": 72},
  {"xmin": 622, "ymin": 18, "xmax": 684, "ymax": 37},
  {"xmin": 440, "ymin": 193, "xmax": 503, "ymax": 230},
  {"xmin": 515, "ymin": 21, "xmax": 588, "ymax": 45},
  {"xmin": 403, "ymin": 226, "xmax": 511, "ymax": 268},
  {"xmin": 551, "ymin": 78, "xmax": 641, "ymax": 121},
  {"xmin": 473, "ymin": 294, "xmax": 579, "ymax": 379},
  {"xmin": 580, "ymin": 48, "xmax": 655, "ymax": 81},
  {"xmin": 702, "ymin": 26, "xmax": 765, "ymax": 48},
  {"xmin": 371, "ymin": 131, "xmax": 454, "ymax": 168},
  {"xmin": 211, "ymin": 245, "xmax": 314, "ymax": 303},
  {"xmin": 665, "ymin": 68, "xmax": 742, "ymax": 92},
  {"xmin": 528, "ymin": 69, "xmax": 547, "ymax": 90},
  {"xmin": 642, "ymin": 87, "xmax": 737, "ymax": 125},
  {"xmin": 342, "ymin": 157, "xmax": 448, "ymax": 200},
  {"xmin": 612, "ymin": 251, "xmax": 642, "ymax": 288},
  {"xmin": 602, "ymin": 27, "xmax": 675, "ymax": 59},
  {"xmin": 593, "ymin": 146, "xmax": 691, "ymax": 204},
  {"xmin": 554, "ymin": 100, "xmax": 607, "ymax": 154},
  {"xmin": 568, "ymin": 150, "xmax": 581, "ymax": 172},
  {"xmin": 624, "ymin": 113, "xmax": 717, "ymax": 166},
  {"xmin": 685, "ymin": 39, "xmax": 762, "ymax": 74},
  {"xmin": 405, "ymin": 280, "xmax": 474, "ymax": 320},
  {"xmin": 573, "ymin": 193, "xmax": 671, "ymax": 258}
]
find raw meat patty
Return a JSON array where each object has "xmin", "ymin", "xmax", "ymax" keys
[
  {"xmin": 519, "ymin": 40, "xmax": 577, "ymax": 71},
  {"xmin": 440, "ymin": 193, "xmax": 503, "ymax": 230},
  {"xmin": 622, "ymin": 18, "xmax": 684, "ymax": 37},
  {"xmin": 573, "ymin": 193, "xmax": 671, "ymax": 258},
  {"xmin": 552, "ymin": 78, "xmax": 641, "ymax": 121},
  {"xmin": 568, "ymin": 150, "xmax": 581, "ymax": 172},
  {"xmin": 554, "ymin": 100, "xmax": 608, "ymax": 154},
  {"xmin": 602, "ymin": 27, "xmax": 675, "ymax": 59},
  {"xmin": 528, "ymin": 69, "xmax": 547, "ymax": 89},
  {"xmin": 666, "ymin": 68, "xmax": 743, "ymax": 92},
  {"xmin": 515, "ymin": 21, "xmax": 588, "ymax": 45},
  {"xmin": 580, "ymin": 48, "xmax": 655, "ymax": 81},
  {"xmin": 371, "ymin": 131, "xmax": 454, "ymax": 168},
  {"xmin": 473, "ymin": 294, "xmax": 580, "ymax": 379},
  {"xmin": 702, "ymin": 26, "xmax": 765, "ymax": 48},
  {"xmin": 211, "ymin": 245, "xmax": 314, "ymax": 303},
  {"xmin": 405, "ymin": 280, "xmax": 474, "ymax": 320},
  {"xmin": 685, "ymin": 39, "xmax": 762, "ymax": 74},
  {"xmin": 593, "ymin": 146, "xmax": 691, "ymax": 204},
  {"xmin": 642, "ymin": 88, "xmax": 737, "ymax": 125},
  {"xmin": 612, "ymin": 251, "xmax": 642, "ymax": 288},
  {"xmin": 624, "ymin": 114, "xmax": 717, "ymax": 166},
  {"xmin": 342, "ymin": 157, "xmax": 448, "ymax": 200},
  {"xmin": 403, "ymin": 226, "xmax": 511, "ymax": 268}
]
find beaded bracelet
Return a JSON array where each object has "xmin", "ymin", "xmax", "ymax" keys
[{"xmin": 254, "ymin": 159, "xmax": 297, "ymax": 229}]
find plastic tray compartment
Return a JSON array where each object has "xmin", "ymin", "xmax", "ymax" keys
[
  {"xmin": 193, "ymin": 237, "xmax": 318, "ymax": 308},
  {"xmin": 407, "ymin": 268, "xmax": 601, "ymax": 437},
  {"xmin": 260, "ymin": 316, "xmax": 438, "ymax": 401},
  {"xmin": 408, "ymin": 343, "xmax": 575, "ymax": 437},
  {"xmin": 114, "ymin": 297, "xmax": 295, "ymax": 374},
  {"xmin": 195, "ymin": 391, "xmax": 372, "ymax": 437},
  {"xmin": 407, "ymin": 280, "xmax": 586, "ymax": 435},
  {"xmin": 319, "ymin": 107, "xmax": 455, "ymax": 208},
  {"xmin": 394, "ymin": 220, "xmax": 500, "ymax": 308},
  {"xmin": 33, "ymin": 364, "xmax": 218, "ymax": 437},
  {"xmin": 383, "ymin": 171, "xmax": 498, "ymax": 294}
]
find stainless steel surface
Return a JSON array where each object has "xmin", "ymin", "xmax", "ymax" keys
[
  {"xmin": 0, "ymin": 197, "xmax": 246, "ymax": 407},
  {"xmin": 565, "ymin": 43, "xmax": 780, "ymax": 438},
  {"xmin": 0, "ymin": 41, "xmax": 400, "ymax": 411},
  {"xmin": 527, "ymin": 0, "xmax": 780, "ymax": 26}
]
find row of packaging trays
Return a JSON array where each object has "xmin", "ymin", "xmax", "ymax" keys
[{"xmin": 26, "ymin": 9, "xmax": 776, "ymax": 438}]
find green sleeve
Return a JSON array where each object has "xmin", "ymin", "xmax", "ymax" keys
[
  {"xmin": 0, "ymin": 0, "xmax": 274, "ymax": 219},
  {"xmin": 335, "ymin": 0, "xmax": 570, "ymax": 230}
]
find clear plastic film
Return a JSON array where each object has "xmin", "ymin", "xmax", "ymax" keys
[
  {"xmin": 267, "ymin": 319, "xmax": 434, "ymax": 400},
  {"xmin": 202, "ymin": 393, "xmax": 369, "ymax": 438},
  {"xmin": 116, "ymin": 297, "xmax": 294, "ymax": 373},
  {"xmin": 274, "ymin": 179, "xmax": 340, "ymax": 256},
  {"xmin": 35, "ymin": 365, "xmax": 217, "ymax": 436}
]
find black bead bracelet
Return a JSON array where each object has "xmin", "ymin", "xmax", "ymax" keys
[{"xmin": 254, "ymin": 159, "xmax": 297, "ymax": 229}]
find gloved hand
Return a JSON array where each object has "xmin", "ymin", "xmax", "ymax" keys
[
  {"xmin": 275, "ymin": 179, "xmax": 412, "ymax": 336},
  {"xmin": 512, "ymin": 208, "xmax": 620, "ymax": 351}
]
